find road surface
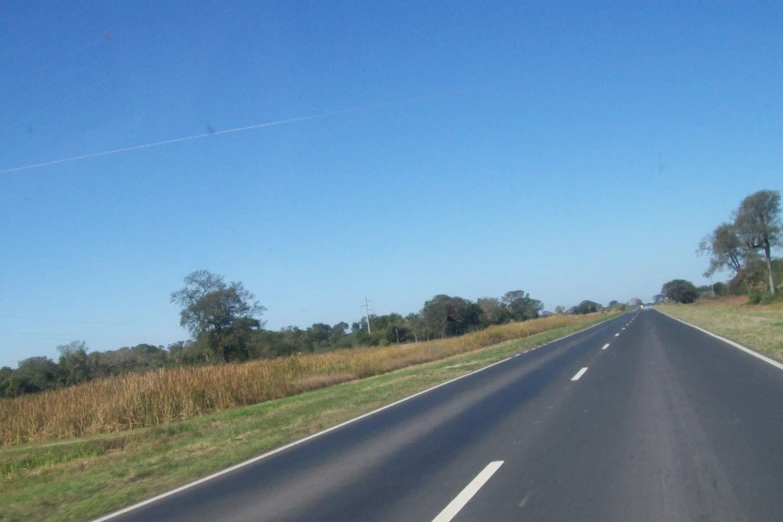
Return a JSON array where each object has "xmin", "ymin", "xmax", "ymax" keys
[{"xmin": 102, "ymin": 309, "xmax": 783, "ymax": 521}]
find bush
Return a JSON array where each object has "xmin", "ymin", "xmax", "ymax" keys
[
  {"xmin": 661, "ymin": 279, "xmax": 699, "ymax": 304},
  {"xmin": 749, "ymin": 292, "xmax": 777, "ymax": 305}
]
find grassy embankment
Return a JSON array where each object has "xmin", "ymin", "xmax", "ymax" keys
[
  {"xmin": 0, "ymin": 313, "xmax": 614, "ymax": 522},
  {"xmin": 657, "ymin": 296, "xmax": 783, "ymax": 359}
]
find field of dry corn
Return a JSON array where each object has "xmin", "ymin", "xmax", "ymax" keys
[{"xmin": 0, "ymin": 314, "xmax": 594, "ymax": 446}]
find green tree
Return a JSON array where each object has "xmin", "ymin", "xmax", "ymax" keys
[
  {"xmin": 306, "ymin": 323, "xmax": 333, "ymax": 351},
  {"xmin": 351, "ymin": 317, "xmax": 373, "ymax": 345},
  {"xmin": 661, "ymin": 279, "xmax": 699, "ymax": 304},
  {"xmin": 420, "ymin": 295, "xmax": 482, "ymax": 338},
  {"xmin": 0, "ymin": 366, "xmax": 14, "ymax": 398},
  {"xmin": 14, "ymin": 357, "xmax": 59, "ymax": 394},
  {"xmin": 571, "ymin": 300, "xmax": 600, "ymax": 315},
  {"xmin": 329, "ymin": 322, "xmax": 351, "ymax": 348},
  {"xmin": 734, "ymin": 190, "xmax": 781, "ymax": 295},
  {"xmin": 477, "ymin": 297, "xmax": 509, "ymax": 326},
  {"xmin": 405, "ymin": 313, "xmax": 426, "ymax": 342},
  {"xmin": 56, "ymin": 340, "xmax": 92, "ymax": 386},
  {"xmin": 501, "ymin": 290, "xmax": 543, "ymax": 321},
  {"xmin": 171, "ymin": 270, "xmax": 266, "ymax": 362}
]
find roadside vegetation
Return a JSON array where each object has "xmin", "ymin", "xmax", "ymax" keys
[
  {"xmin": 652, "ymin": 189, "xmax": 782, "ymax": 358},
  {"xmin": 0, "ymin": 270, "xmax": 563, "ymax": 399},
  {"xmin": 657, "ymin": 296, "xmax": 783, "ymax": 359},
  {"xmin": 1, "ymin": 313, "xmax": 605, "ymax": 446},
  {"xmin": 0, "ymin": 313, "xmax": 612, "ymax": 522},
  {"xmin": 656, "ymin": 189, "xmax": 781, "ymax": 307}
]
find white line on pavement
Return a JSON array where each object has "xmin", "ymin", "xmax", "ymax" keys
[
  {"xmin": 90, "ymin": 315, "xmax": 622, "ymax": 522},
  {"xmin": 615, "ymin": 333, "xmax": 620, "ymax": 337},
  {"xmin": 431, "ymin": 461, "xmax": 504, "ymax": 522},
  {"xmin": 657, "ymin": 310, "xmax": 783, "ymax": 372},
  {"xmin": 602, "ymin": 343, "xmax": 610, "ymax": 350},
  {"xmin": 571, "ymin": 367, "xmax": 588, "ymax": 381}
]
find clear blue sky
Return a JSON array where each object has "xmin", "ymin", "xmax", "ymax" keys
[{"xmin": 0, "ymin": 1, "xmax": 780, "ymax": 368}]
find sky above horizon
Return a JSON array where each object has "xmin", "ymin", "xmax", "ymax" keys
[{"xmin": 1, "ymin": 1, "xmax": 781, "ymax": 368}]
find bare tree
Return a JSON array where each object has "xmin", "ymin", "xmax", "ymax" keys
[{"xmin": 698, "ymin": 223, "xmax": 743, "ymax": 278}]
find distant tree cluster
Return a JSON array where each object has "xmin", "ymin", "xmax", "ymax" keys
[
  {"xmin": 0, "ymin": 271, "xmax": 561, "ymax": 398},
  {"xmin": 0, "ymin": 341, "xmax": 169, "ymax": 397},
  {"xmin": 698, "ymin": 189, "xmax": 781, "ymax": 297},
  {"xmin": 657, "ymin": 190, "xmax": 782, "ymax": 306}
]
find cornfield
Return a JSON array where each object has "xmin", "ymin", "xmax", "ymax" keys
[{"xmin": 0, "ymin": 314, "xmax": 594, "ymax": 446}]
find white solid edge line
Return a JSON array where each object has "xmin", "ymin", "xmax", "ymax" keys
[
  {"xmin": 655, "ymin": 309, "xmax": 783, "ymax": 371},
  {"xmin": 90, "ymin": 358, "xmax": 513, "ymax": 522},
  {"xmin": 602, "ymin": 343, "xmax": 610, "ymax": 350},
  {"xmin": 571, "ymin": 367, "xmax": 588, "ymax": 381},
  {"xmin": 431, "ymin": 461, "xmax": 504, "ymax": 522},
  {"xmin": 90, "ymin": 316, "xmax": 618, "ymax": 522}
]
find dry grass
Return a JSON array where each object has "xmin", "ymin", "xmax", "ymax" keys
[
  {"xmin": 0, "ymin": 315, "xmax": 592, "ymax": 446},
  {"xmin": 657, "ymin": 297, "xmax": 783, "ymax": 359}
]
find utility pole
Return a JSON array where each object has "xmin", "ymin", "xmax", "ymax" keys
[{"xmin": 361, "ymin": 297, "xmax": 374, "ymax": 334}]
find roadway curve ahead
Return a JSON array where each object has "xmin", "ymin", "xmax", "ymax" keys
[{"xmin": 101, "ymin": 310, "xmax": 783, "ymax": 522}]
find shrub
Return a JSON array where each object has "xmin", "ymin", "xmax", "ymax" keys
[{"xmin": 748, "ymin": 292, "xmax": 777, "ymax": 305}]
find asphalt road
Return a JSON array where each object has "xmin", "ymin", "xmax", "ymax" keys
[{"xmin": 103, "ymin": 310, "xmax": 783, "ymax": 522}]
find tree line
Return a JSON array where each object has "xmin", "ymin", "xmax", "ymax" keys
[
  {"xmin": 658, "ymin": 189, "xmax": 782, "ymax": 304},
  {"xmin": 1, "ymin": 270, "xmax": 628, "ymax": 398}
]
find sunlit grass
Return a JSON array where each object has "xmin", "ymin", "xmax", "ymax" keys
[
  {"xmin": 657, "ymin": 297, "xmax": 783, "ymax": 358},
  {"xmin": 0, "ymin": 314, "xmax": 597, "ymax": 446},
  {"xmin": 0, "ymin": 314, "xmax": 614, "ymax": 522}
]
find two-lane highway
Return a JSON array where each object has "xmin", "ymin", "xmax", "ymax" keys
[{"xmin": 100, "ymin": 310, "xmax": 783, "ymax": 521}]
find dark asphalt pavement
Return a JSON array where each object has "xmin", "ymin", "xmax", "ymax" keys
[{"xmin": 101, "ymin": 310, "xmax": 783, "ymax": 522}]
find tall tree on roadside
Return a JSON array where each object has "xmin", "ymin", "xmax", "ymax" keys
[
  {"xmin": 734, "ymin": 190, "xmax": 781, "ymax": 295},
  {"xmin": 405, "ymin": 313, "xmax": 426, "ymax": 342},
  {"xmin": 661, "ymin": 279, "xmax": 699, "ymax": 304},
  {"xmin": 477, "ymin": 297, "xmax": 509, "ymax": 326},
  {"xmin": 698, "ymin": 223, "xmax": 744, "ymax": 279},
  {"xmin": 171, "ymin": 270, "xmax": 266, "ymax": 362},
  {"xmin": 57, "ymin": 340, "xmax": 92, "ymax": 386},
  {"xmin": 501, "ymin": 290, "xmax": 543, "ymax": 321},
  {"xmin": 420, "ymin": 295, "xmax": 482, "ymax": 338}
]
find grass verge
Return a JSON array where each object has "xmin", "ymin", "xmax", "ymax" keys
[
  {"xmin": 0, "ymin": 314, "xmax": 612, "ymax": 522},
  {"xmin": 656, "ymin": 296, "xmax": 783, "ymax": 359}
]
